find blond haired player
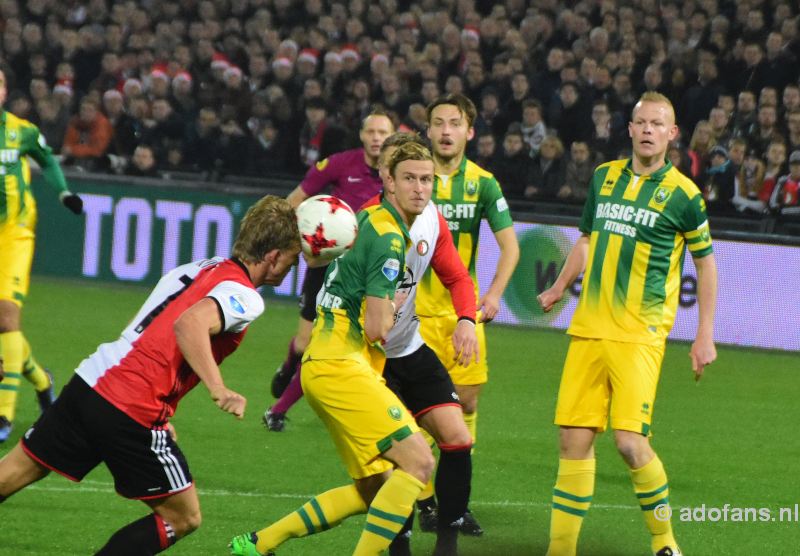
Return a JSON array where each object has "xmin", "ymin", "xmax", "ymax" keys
[
  {"xmin": 417, "ymin": 93, "xmax": 519, "ymax": 533},
  {"xmin": 538, "ymin": 92, "xmax": 718, "ymax": 556}
]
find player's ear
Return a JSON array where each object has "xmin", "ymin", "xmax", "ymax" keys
[{"xmin": 264, "ymin": 249, "xmax": 280, "ymax": 267}]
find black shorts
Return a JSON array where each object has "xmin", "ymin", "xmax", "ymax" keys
[
  {"xmin": 299, "ymin": 264, "xmax": 329, "ymax": 321},
  {"xmin": 383, "ymin": 344, "xmax": 461, "ymax": 418},
  {"xmin": 21, "ymin": 375, "xmax": 193, "ymax": 500}
]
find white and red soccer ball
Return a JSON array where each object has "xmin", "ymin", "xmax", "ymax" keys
[{"xmin": 296, "ymin": 195, "xmax": 358, "ymax": 262}]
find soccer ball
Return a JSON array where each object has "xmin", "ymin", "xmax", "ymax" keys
[{"xmin": 296, "ymin": 195, "xmax": 358, "ymax": 262}]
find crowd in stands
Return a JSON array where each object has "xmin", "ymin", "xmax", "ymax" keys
[{"xmin": 1, "ymin": 0, "xmax": 800, "ymax": 218}]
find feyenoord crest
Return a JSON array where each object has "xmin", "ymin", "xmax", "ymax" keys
[
  {"xmin": 416, "ymin": 239, "xmax": 429, "ymax": 256},
  {"xmin": 652, "ymin": 186, "xmax": 671, "ymax": 205},
  {"xmin": 465, "ymin": 179, "xmax": 478, "ymax": 195}
]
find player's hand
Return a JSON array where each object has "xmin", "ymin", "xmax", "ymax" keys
[
  {"xmin": 689, "ymin": 335, "xmax": 716, "ymax": 381},
  {"xmin": 537, "ymin": 286, "xmax": 564, "ymax": 313},
  {"xmin": 60, "ymin": 191, "xmax": 84, "ymax": 215},
  {"xmin": 210, "ymin": 385, "xmax": 247, "ymax": 419},
  {"xmin": 452, "ymin": 319, "xmax": 479, "ymax": 367},
  {"xmin": 166, "ymin": 422, "xmax": 178, "ymax": 441},
  {"xmin": 478, "ymin": 291, "xmax": 501, "ymax": 322}
]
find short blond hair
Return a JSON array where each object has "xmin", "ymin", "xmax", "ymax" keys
[
  {"xmin": 632, "ymin": 91, "xmax": 676, "ymax": 123},
  {"xmin": 232, "ymin": 195, "xmax": 300, "ymax": 263},
  {"xmin": 387, "ymin": 140, "xmax": 433, "ymax": 178},
  {"xmin": 378, "ymin": 132, "xmax": 425, "ymax": 169}
]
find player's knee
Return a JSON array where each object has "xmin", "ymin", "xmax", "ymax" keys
[
  {"xmin": 437, "ymin": 426, "xmax": 473, "ymax": 448},
  {"xmin": 614, "ymin": 432, "xmax": 652, "ymax": 468},
  {"xmin": 171, "ymin": 509, "xmax": 202, "ymax": 537}
]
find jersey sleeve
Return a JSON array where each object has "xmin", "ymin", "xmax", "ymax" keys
[
  {"xmin": 677, "ymin": 193, "xmax": 713, "ymax": 258},
  {"xmin": 430, "ymin": 212, "xmax": 477, "ymax": 321},
  {"xmin": 22, "ymin": 124, "xmax": 69, "ymax": 194},
  {"xmin": 480, "ymin": 177, "xmax": 514, "ymax": 232},
  {"xmin": 299, "ymin": 154, "xmax": 339, "ymax": 196},
  {"xmin": 206, "ymin": 281, "xmax": 265, "ymax": 333},
  {"xmin": 578, "ymin": 171, "xmax": 600, "ymax": 234},
  {"xmin": 364, "ymin": 232, "xmax": 405, "ymax": 299}
]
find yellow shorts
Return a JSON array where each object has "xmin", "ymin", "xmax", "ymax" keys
[
  {"xmin": 0, "ymin": 223, "xmax": 36, "ymax": 306},
  {"xmin": 418, "ymin": 314, "xmax": 488, "ymax": 386},
  {"xmin": 301, "ymin": 357, "xmax": 420, "ymax": 480},
  {"xmin": 554, "ymin": 336, "xmax": 665, "ymax": 434}
]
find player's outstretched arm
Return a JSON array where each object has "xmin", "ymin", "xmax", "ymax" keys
[
  {"xmin": 538, "ymin": 234, "xmax": 590, "ymax": 312},
  {"xmin": 479, "ymin": 226, "xmax": 520, "ymax": 322},
  {"xmin": 689, "ymin": 253, "xmax": 718, "ymax": 381},
  {"xmin": 174, "ymin": 298, "xmax": 247, "ymax": 418}
]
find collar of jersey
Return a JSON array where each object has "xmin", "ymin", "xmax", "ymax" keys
[
  {"xmin": 379, "ymin": 197, "xmax": 412, "ymax": 242},
  {"xmin": 623, "ymin": 158, "xmax": 673, "ymax": 180}
]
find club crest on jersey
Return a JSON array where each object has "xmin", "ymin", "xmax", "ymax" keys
[
  {"xmin": 700, "ymin": 227, "xmax": 710, "ymax": 242},
  {"xmin": 390, "ymin": 238, "xmax": 403, "ymax": 253},
  {"xmin": 382, "ymin": 258, "xmax": 400, "ymax": 281},
  {"xmin": 465, "ymin": 179, "xmax": 478, "ymax": 195},
  {"xmin": 388, "ymin": 405, "xmax": 403, "ymax": 421},
  {"xmin": 652, "ymin": 186, "xmax": 671, "ymax": 205},
  {"xmin": 315, "ymin": 158, "xmax": 329, "ymax": 171},
  {"xmin": 416, "ymin": 239, "xmax": 429, "ymax": 256},
  {"xmin": 229, "ymin": 294, "xmax": 247, "ymax": 314},
  {"xmin": 8, "ymin": 130, "xmax": 17, "ymax": 142}
]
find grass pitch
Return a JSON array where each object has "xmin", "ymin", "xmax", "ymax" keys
[{"xmin": 1, "ymin": 277, "xmax": 797, "ymax": 555}]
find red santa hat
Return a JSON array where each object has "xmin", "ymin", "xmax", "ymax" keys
[
  {"xmin": 173, "ymin": 71, "xmax": 193, "ymax": 84},
  {"xmin": 224, "ymin": 65, "xmax": 243, "ymax": 79},
  {"xmin": 211, "ymin": 52, "xmax": 231, "ymax": 69},
  {"xmin": 324, "ymin": 51, "xmax": 343, "ymax": 64},
  {"xmin": 150, "ymin": 67, "xmax": 169, "ymax": 81},
  {"xmin": 102, "ymin": 89, "xmax": 123, "ymax": 101},
  {"xmin": 341, "ymin": 44, "xmax": 360, "ymax": 61},
  {"xmin": 371, "ymin": 53, "xmax": 389, "ymax": 66},
  {"xmin": 298, "ymin": 48, "xmax": 320, "ymax": 65},
  {"xmin": 53, "ymin": 78, "xmax": 73, "ymax": 96},
  {"xmin": 123, "ymin": 77, "xmax": 143, "ymax": 94},
  {"xmin": 462, "ymin": 25, "xmax": 480, "ymax": 42},
  {"xmin": 272, "ymin": 56, "xmax": 293, "ymax": 70}
]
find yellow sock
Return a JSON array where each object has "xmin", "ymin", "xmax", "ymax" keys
[
  {"xmin": 21, "ymin": 336, "xmax": 51, "ymax": 392},
  {"xmin": 255, "ymin": 484, "xmax": 366, "ymax": 554},
  {"xmin": 353, "ymin": 469, "xmax": 424, "ymax": 555},
  {"xmin": 417, "ymin": 430, "xmax": 436, "ymax": 502},
  {"xmin": 463, "ymin": 411, "xmax": 477, "ymax": 445},
  {"xmin": 547, "ymin": 458, "xmax": 595, "ymax": 556},
  {"xmin": 631, "ymin": 456, "xmax": 677, "ymax": 553},
  {"xmin": 0, "ymin": 331, "xmax": 25, "ymax": 422}
]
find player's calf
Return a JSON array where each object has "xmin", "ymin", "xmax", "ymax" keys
[{"xmin": 95, "ymin": 514, "xmax": 179, "ymax": 555}]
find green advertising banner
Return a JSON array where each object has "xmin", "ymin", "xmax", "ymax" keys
[{"xmin": 31, "ymin": 177, "xmax": 278, "ymax": 286}]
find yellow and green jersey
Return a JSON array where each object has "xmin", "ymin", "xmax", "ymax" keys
[
  {"xmin": 417, "ymin": 157, "xmax": 513, "ymax": 317},
  {"xmin": 304, "ymin": 198, "xmax": 411, "ymax": 363},
  {"xmin": 0, "ymin": 110, "xmax": 68, "ymax": 229},
  {"xmin": 569, "ymin": 159, "xmax": 713, "ymax": 345}
]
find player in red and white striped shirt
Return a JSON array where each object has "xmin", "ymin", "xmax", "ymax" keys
[{"xmin": 0, "ymin": 196, "xmax": 300, "ymax": 555}]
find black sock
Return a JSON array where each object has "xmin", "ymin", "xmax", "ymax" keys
[
  {"xmin": 435, "ymin": 447, "xmax": 471, "ymax": 526},
  {"xmin": 286, "ymin": 338, "xmax": 302, "ymax": 370},
  {"xmin": 417, "ymin": 495, "xmax": 437, "ymax": 513},
  {"xmin": 388, "ymin": 516, "xmax": 413, "ymax": 556},
  {"xmin": 94, "ymin": 514, "xmax": 176, "ymax": 556}
]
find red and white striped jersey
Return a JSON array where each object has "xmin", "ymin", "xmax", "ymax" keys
[
  {"xmin": 377, "ymin": 200, "xmax": 476, "ymax": 358},
  {"xmin": 76, "ymin": 257, "xmax": 264, "ymax": 427}
]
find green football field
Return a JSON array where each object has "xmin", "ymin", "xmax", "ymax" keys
[{"xmin": 2, "ymin": 277, "xmax": 797, "ymax": 555}]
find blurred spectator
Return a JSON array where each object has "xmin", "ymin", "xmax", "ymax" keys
[
  {"xmin": 785, "ymin": 110, "xmax": 800, "ymax": 154},
  {"xmin": 733, "ymin": 149, "xmax": 767, "ymax": 214},
  {"xmin": 708, "ymin": 106, "xmax": 732, "ymax": 148},
  {"xmin": 298, "ymin": 97, "xmax": 330, "ymax": 168},
  {"xmin": 680, "ymin": 59, "xmax": 723, "ymax": 137},
  {"xmin": 504, "ymin": 72, "xmax": 530, "ymax": 124},
  {"xmin": 218, "ymin": 119, "xmax": 253, "ymax": 175},
  {"xmin": 125, "ymin": 145, "xmax": 160, "ymax": 178},
  {"xmin": 700, "ymin": 145, "xmax": 736, "ymax": 213},
  {"xmin": 102, "ymin": 89, "xmax": 137, "ymax": 158},
  {"xmin": 667, "ymin": 143, "xmax": 693, "ymax": 176},
  {"xmin": 142, "ymin": 99, "xmax": 185, "ymax": 167},
  {"xmin": 170, "ymin": 72, "xmax": 197, "ymax": 120},
  {"xmin": 520, "ymin": 99, "xmax": 547, "ymax": 156},
  {"xmin": 35, "ymin": 98, "xmax": 68, "ymax": 154},
  {"xmin": 687, "ymin": 120, "xmax": 714, "ymax": 180},
  {"xmin": 588, "ymin": 100, "xmax": 620, "ymax": 160},
  {"xmin": 747, "ymin": 104, "xmax": 784, "ymax": 157},
  {"xmin": 61, "ymin": 97, "xmax": 112, "ymax": 169},
  {"xmin": 526, "ymin": 135, "xmax": 566, "ymax": 200},
  {"xmin": 493, "ymin": 127, "xmax": 530, "ymax": 200},
  {"xmin": 549, "ymin": 81, "xmax": 592, "ymax": 149},
  {"xmin": 559, "ymin": 141, "xmax": 597, "ymax": 202},
  {"xmin": 474, "ymin": 87, "xmax": 508, "ymax": 143},
  {"xmin": 183, "ymin": 107, "xmax": 222, "ymax": 173},
  {"xmin": 760, "ymin": 141, "xmax": 789, "ymax": 204},
  {"xmin": 732, "ymin": 90, "xmax": 758, "ymax": 138},
  {"xmin": 769, "ymin": 150, "xmax": 800, "ymax": 215},
  {"xmin": 474, "ymin": 133, "xmax": 500, "ymax": 173},
  {"xmin": 250, "ymin": 119, "xmax": 289, "ymax": 175}
]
